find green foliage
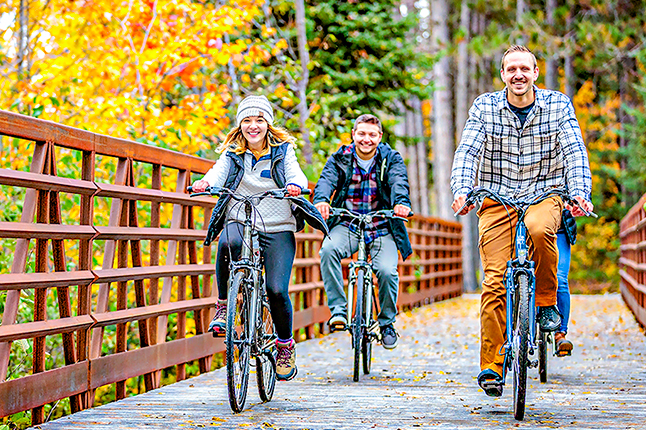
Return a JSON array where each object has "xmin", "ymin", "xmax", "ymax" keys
[{"xmin": 306, "ymin": 0, "xmax": 431, "ymax": 141}]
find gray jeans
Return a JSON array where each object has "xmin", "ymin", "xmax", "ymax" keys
[{"xmin": 319, "ymin": 224, "xmax": 399, "ymax": 326}]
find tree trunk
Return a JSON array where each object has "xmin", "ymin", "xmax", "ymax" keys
[
  {"xmin": 564, "ymin": 12, "xmax": 575, "ymax": 99},
  {"xmin": 295, "ymin": 0, "xmax": 313, "ymax": 164},
  {"xmin": 545, "ymin": 0, "xmax": 559, "ymax": 90},
  {"xmin": 456, "ymin": 0, "xmax": 478, "ymax": 292},
  {"xmin": 17, "ymin": 0, "xmax": 30, "ymax": 78},
  {"xmin": 224, "ymin": 34, "xmax": 240, "ymax": 106},
  {"xmin": 430, "ymin": 0, "xmax": 454, "ymax": 220},
  {"xmin": 413, "ymin": 97, "xmax": 429, "ymax": 215},
  {"xmin": 394, "ymin": 102, "xmax": 408, "ymax": 159},
  {"xmin": 406, "ymin": 107, "xmax": 420, "ymax": 213},
  {"xmin": 516, "ymin": 0, "xmax": 526, "ymax": 45},
  {"xmin": 618, "ymin": 56, "xmax": 635, "ymax": 204}
]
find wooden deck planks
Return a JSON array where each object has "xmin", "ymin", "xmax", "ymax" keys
[{"xmin": 33, "ymin": 294, "xmax": 646, "ymax": 430}]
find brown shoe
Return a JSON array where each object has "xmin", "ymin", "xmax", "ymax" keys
[{"xmin": 555, "ymin": 332, "xmax": 573, "ymax": 357}]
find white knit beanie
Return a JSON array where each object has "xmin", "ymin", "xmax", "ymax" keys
[{"xmin": 236, "ymin": 95, "xmax": 274, "ymax": 127}]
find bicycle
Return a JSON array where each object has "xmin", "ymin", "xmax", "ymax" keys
[
  {"xmin": 189, "ymin": 185, "xmax": 309, "ymax": 412},
  {"xmin": 455, "ymin": 187, "xmax": 595, "ymax": 420},
  {"xmin": 328, "ymin": 208, "xmax": 411, "ymax": 382}
]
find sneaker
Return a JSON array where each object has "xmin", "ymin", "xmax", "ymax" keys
[
  {"xmin": 537, "ymin": 305, "xmax": 561, "ymax": 332},
  {"xmin": 275, "ymin": 338, "xmax": 298, "ymax": 381},
  {"xmin": 208, "ymin": 300, "xmax": 227, "ymax": 337},
  {"xmin": 328, "ymin": 313, "xmax": 347, "ymax": 331},
  {"xmin": 555, "ymin": 332, "xmax": 573, "ymax": 356},
  {"xmin": 380, "ymin": 324, "xmax": 399, "ymax": 349}
]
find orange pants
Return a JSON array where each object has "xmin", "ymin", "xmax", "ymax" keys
[{"xmin": 477, "ymin": 196, "xmax": 562, "ymax": 375}]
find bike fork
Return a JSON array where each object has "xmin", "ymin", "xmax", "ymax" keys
[{"xmin": 346, "ymin": 264, "xmax": 357, "ymax": 328}]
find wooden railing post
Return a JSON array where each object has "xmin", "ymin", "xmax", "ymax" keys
[{"xmin": 0, "ymin": 141, "xmax": 46, "ymax": 382}]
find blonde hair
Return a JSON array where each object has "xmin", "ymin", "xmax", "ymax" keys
[
  {"xmin": 217, "ymin": 123, "xmax": 297, "ymax": 154},
  {"xmin": 501, "ymin": 45, "xmax": 537, "ymax": 69}
]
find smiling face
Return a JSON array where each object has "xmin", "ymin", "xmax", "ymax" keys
[
  {"xmin": 352, "ymin": 123, "xmax": 382, "ymax": 160},
  {"xmin": 240, "ymin": 116, "xmax": 268, "ymax": 150},
  {"xmin": 500, "ymin": 51, "xmax": 539, "ymax": 103}
]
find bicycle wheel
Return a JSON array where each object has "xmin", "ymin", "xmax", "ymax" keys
[
  {"xmin": 256, "ymin": 296, "xmax": 277, "ymax": 402},
  {"xmin": 538, "ymin": 327, "xmax": 548, "ymax": 383},
  {"xmin": 226, "ymin": 271, "xmax": 251, "ymax": 413},
  {"xmin": 362, "ymin": 276, "xmax": 375, "ymax": 375},
  {"xmin": 352, "ymin": 269, "xmax": 364, "ymax": 382},
  {"xmin": 512, "ymin": 272, "xmax": 530, "ymax": 421}
]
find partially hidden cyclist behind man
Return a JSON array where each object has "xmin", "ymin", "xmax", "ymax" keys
[
  {"xmin": 450, "ymin": 45, "xmax": 593, "ymax": 397},
  {"xmin": 313, "ymin": 113, "xmax": 412, "ymax": 349},
  {"xmin": 191, "ymin": 95, "xmax": 327, "ymax": 381},
  {"xmin": 555, "ymin": 208, "xmax": 577, "ymax": 356}
]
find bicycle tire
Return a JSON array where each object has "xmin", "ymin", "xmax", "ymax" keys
[
  {"xmin": 226, "ymin": 271, "xmax": 250, "ymax": 413},
  {"xmin": 362, "ymin": 275, "xmax": 375, "ymax": 375},
  {"xmin": 352, "ymin": 269, "xmax": 364, "ymax": 382},
  {"xmin": 256, "ymin": 295, "xmax": 277, "ymax": 402},
  {"xmin": 512, "ymin": 272, "xmax": 530, "ymax": 421},
  {"xmin": 538, "ymin": 327, "xmax": 548, "ymax": 383}
]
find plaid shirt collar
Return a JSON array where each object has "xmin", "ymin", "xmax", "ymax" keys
[{"xmin": 496, "ymin": 86, "xmax": 546, "ymax": 112}]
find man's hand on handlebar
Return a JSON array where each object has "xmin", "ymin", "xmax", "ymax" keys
[
  {"xmin": 315, "ymin": 202, "xmax": 330, "ymax": 220},
  {"xmin": 566, "ymin": 196, "xmax": 593, "ymax": 217},
  {"xmin": 393, "ymin": 204, "xmax": 412, "ymax": 218},
  {"xmin": 452, "ymin": 194, "xmax": 475, "ymax": 216},
  {"xmin": 191, "ymin": 180, "xmax": 210, "ymax": 193}
]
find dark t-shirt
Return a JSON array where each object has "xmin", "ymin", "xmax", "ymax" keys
[{"xmin": 509, "ymin": 101, "xmax": 535, "ymax": 127}]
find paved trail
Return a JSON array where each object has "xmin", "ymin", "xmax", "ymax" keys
[{"xmin": 35, "ymin": 294, "xmax": 646, "ymax": 429}]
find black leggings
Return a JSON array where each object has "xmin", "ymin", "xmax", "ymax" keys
[{"xmin": 216, "ymin": 223, "xmax": 295, "ymax": 340}]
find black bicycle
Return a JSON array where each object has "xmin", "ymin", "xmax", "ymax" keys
[
  {"xmin": 328, "ymin": 208, "xmax": 411, "ymax": 382},
  {"xmin": 189, "ymin": 186, "xmax": 308, "ymax": 412},
  {"xmin": 455, "ymin": 187, "xmax": 595, "ymax": 420}
]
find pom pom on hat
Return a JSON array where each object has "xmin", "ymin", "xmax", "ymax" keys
[{"xmin": 236, "ymin": 95, "xmax": 274, "ymax": 127}]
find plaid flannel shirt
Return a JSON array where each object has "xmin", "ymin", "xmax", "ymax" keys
[
  {"xmin": 344, "ymin": 148, "xmax": 390, "ymax": 244},
  {"xmin": 451, "ymin": 87, "xmax": 592, "ymax": 203}
]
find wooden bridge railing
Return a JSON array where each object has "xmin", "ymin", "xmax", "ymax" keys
[
  {"xmin": 619, "ymin": 192, "xmax": 646, "ymax": 329},
  {"xmin": 0, "ymin": 109, "xmax": 462, "ymax": 425}
]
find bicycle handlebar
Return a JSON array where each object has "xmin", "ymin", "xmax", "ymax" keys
[
  {"xmin": 329, "ymin": 207, "xmax": 413, "ymax": 223},
  {"xmin": 453, "ymin": 187, "xmax": 597, "ymax": 218},
  {"xmin": 187, "ymin": 185, "xmax": 311, "ymax": 198}
]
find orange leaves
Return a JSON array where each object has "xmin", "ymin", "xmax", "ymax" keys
[{"xmin": 0, "ymin": 0, "xmax": 276, "ymax": 159}]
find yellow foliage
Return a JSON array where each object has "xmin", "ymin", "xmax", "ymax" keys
[{"xmin": 0, "ymin": 0, "xmax": 269, "ymax": 158}]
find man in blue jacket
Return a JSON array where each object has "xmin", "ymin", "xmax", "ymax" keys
[{"xmin": 313, "ymin": 114, "xmax": 412, "ymax": 349}]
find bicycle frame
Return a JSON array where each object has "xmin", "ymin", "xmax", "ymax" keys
[
  {"xmin": 229, "ymin": 202, "xmax": 265, "ymax": 356},
  {"xmin": 346, "ymin": 226, "xmax": 378, "ymax": 336},
  {"xmin": 502, "ymin": 210, "xmax": 538, "ymax": 379}
]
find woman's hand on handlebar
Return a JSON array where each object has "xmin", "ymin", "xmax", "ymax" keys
[
  {"xmin": 191, "ymin": 179, "xmax": 210, "ymax": 193},
  {"xmin": 286, "ymin": 184, "xmax": 302, "ymax": 197},
  {"xmin": 452, "ymin": 194, "xmax": 475, "ymax": 216}
]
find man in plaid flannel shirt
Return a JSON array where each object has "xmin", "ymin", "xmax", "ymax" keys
[
  {"xmin": 314, "ymin": 114, "xmax": 412, "ymax": 349},
  {"xmin": 450, "ymin": 45, "xmax": 593, "ymax": 397}
]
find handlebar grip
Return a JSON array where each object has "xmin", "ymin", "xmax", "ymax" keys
[
  {"xmin": 187, "ymin": 186, "xmax": 193, "ymax": 193},
  {"xmin": 301, "ymin": 188, "xmax": 312, "ymax": 195}
]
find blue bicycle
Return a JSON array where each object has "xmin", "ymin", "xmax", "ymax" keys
[{"xmin": 456, "ymin": 187, "xmax": 595, "ymax": 420}]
